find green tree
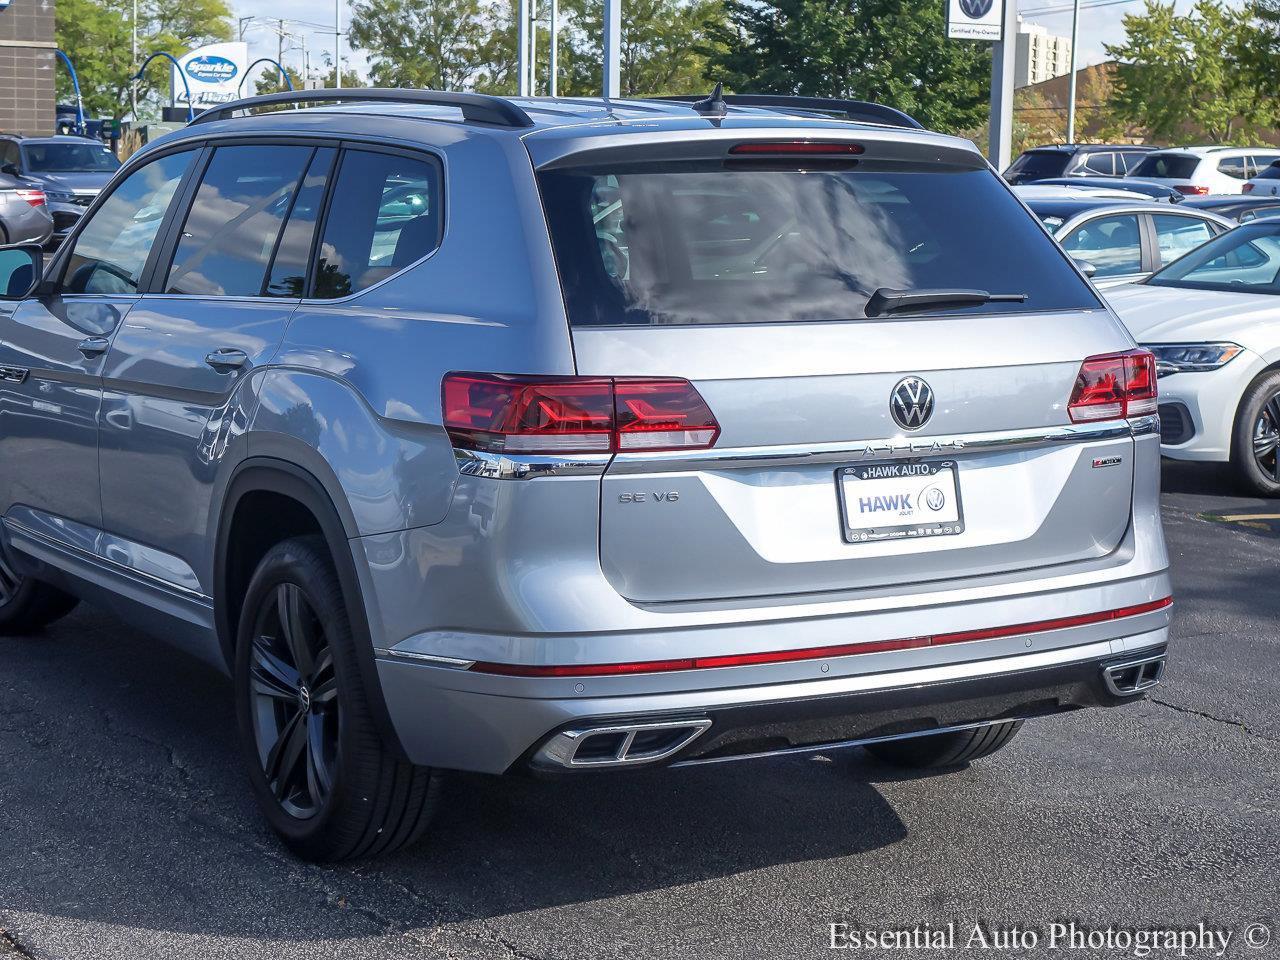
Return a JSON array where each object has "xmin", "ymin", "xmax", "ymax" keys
[
  {"xmin": 55, "ymin": 0, "xmax": 233, "ymax": 120},
  {"xmin": 1106, "ymin": 0, "xmax": 1275, "ymax": 144},
  {"xmin": 1244, "ymin": 0, "xmax": 1280, "ymax": 95},
  {"xmin": 349, "ymin": 0, "xmax": 490, "ymax": 89},
  {"xmin": 253, "ymin": 64, "xmax": 362, "ymax": 95},
  {"xmin": 705, "ymin": 0, "xmax": 991, "ymax": 133}
]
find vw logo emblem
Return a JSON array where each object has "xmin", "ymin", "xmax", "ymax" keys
[
  {"xmin": 924, "ymin": 487, "xmax": 946, "ymax": 511},
  {"xmin": 959, "ymin": 0, "xmax": 994, "ymax": 17},
  {"xmin": 890, "ymin": 376, "xmax": 935, "ymax": 431}
]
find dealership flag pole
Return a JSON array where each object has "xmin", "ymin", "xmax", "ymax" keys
[{"xmin": 518, "ymin": 0, "xmax": 530, "ymax": 96}]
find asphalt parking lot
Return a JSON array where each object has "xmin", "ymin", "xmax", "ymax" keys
[{"xmin": 1, "ymin": 461, "xmax": 1277, "ymax": 960}]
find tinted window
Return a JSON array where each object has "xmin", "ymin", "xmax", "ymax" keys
[
  {"xmin": 0, "ymin": 142, "xmax": 19, "ymax": 171},
  {"xmin": 1058, "ymin": 214, "xmax": 1143, "ymax": 278},
  {"xmin": 1082, "ymin": 153, "xmax": 1114, "ymax": 176},
  {"xmin": 265, "ymin": 148, "xmax": 335, "ymax": 297},
  {"xmin": 1149, "ymin": 222, "xmax": 1280, "ymax": 294},
  {"xmin": 63, "ymin": 150, "xmax": 194, "ymax": 295},
  {"xmin": 1249, "ymin": 155, "xmax": 1280, "ymax": 177},
  {"xmin": 1118, "ymin": 151, "xmax": 1149, "ymax": 173},
  {"xmin": 539, "ymin": 162, "xmax": 1100, "ymax": 326},
  {"xmin": 1153, "ymin": 214, "xmax": 1214, "ymax": 266},
  {"xmin": 1218, "ymin": 156, "xmax": 1247, "ymax": 180},
  {"xmin": 22, "ymin": 141, "xmax": 120, "ymax": 173},
  {"xmin": 164, "ymin": 145, "xmax": 312, "ymax": 297},
  {"xmin": 1006, "ymin": 150, "xmax": 1069, "ymax": 180},
  {"xmin": 1258, "ymin": 162, "xmax": 1280, "ymax": 181},
  {"xmin": 1131, "ymin": 154, "xmax": 1200, "ymax": 179},
  {"xmin": 312, "ymin": 149, "xmax": 441, "ymax": 299}
]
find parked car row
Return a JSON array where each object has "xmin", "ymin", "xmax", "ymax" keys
[{"xmin": 1005, "ymin": 142, "xmax": 1280, "ymax": 196}]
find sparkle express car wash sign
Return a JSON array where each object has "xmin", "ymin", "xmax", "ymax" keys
[
  {"xmin": 946, "ymin": 0, "xmax": 1003, "ymax": 40},
  {"xmin": 172, "ymin": 42, "xmax": 250, "ymax": 108}
]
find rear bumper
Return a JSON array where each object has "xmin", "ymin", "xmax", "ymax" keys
[
  {"xmin": 374, "ymin": 601, "xmax": 1171, "ymax": 773},
  {"xmin": 534, "ymin": 641, "xmax": 1168, "ymax": 770}
]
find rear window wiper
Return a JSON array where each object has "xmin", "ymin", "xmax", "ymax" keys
[{"xmin": 864, "ymin": 287, "xmax": 1028, "ymax": 318}]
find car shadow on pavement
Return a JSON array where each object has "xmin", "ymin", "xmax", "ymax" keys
[{"xmin": 0, "ymin": 606, "xmax": 911, "ymax": 944}]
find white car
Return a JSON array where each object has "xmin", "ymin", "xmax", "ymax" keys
[
  {"xmin": 1127, "ymin": 147, "xmax": 1280, "ymax": 196},
  {"xmin": 1244, "ymin": 160, "xmax": 1280, "ymax": 197},
  {"xmin": 1106, "ymin": 219, "xmax": 1280, "ymax": 494}
]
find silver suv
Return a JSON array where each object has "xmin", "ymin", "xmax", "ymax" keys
[{"xmin": 0, "ymin": 90, "xmax": 1172, "ymax": 862}]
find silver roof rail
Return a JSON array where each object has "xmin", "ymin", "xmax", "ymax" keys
[{"xmin": 189, "ymin": 88, "xmax": 534, "ymax": 129}]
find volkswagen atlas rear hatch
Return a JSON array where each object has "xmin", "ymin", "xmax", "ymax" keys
[{"xmin": 531, "ymin": 126, "xmax": 1148, "ymax": 603}]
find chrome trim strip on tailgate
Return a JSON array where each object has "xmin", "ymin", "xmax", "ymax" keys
[
  {"xmin": 452, "ymin": 417, "xmax": 1156, "ymax": 480},
  {"xmin": 610, "ymin": 417, "xmax": 1152, "ymax": 474}
]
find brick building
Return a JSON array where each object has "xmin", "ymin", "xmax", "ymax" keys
[{"xmin": 0, "ymin": 0, "xmax": 56, "ymax": 136}]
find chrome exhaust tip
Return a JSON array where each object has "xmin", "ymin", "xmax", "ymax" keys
[
  {"xmin": 533, "ymin": 718, "xmax": 713, "ymax": 770},
  {"xmin": 1102, "ymin": 652, "xmax": 1166, "ymax": 697}
]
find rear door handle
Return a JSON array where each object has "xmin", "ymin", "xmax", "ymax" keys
[
  {"xmin": 204, "ymin": 348, "xmax": 248, "ymax": 371},
  {"xmin": 76, "ymin": 336, "xmax": 110, "ymax": 358}
]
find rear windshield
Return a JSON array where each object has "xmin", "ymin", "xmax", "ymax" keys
[
  {"xmin": 1006, "ymin": 150, "xmax": 1069, "ymax": 179},
  {"xmin": 539, "ymin": 161, "xmax": 1100, "ymax": 326},
  {"xmin": 1130, "ymin": 154, "xmax": 1200, "ymax": 180}
]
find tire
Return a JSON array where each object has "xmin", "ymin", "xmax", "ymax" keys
[
  {"xmin": 0, "ymin": 548, "xmax": 79, "ymax": 634},
  {"xmin": 1231, "ymin": 369, "xmax": 1280, "ymax": 497},
  {"xmin": 234, "ymin": 535, "xmax": 441, "ymax": 862},
  {"xmin": 864, "ymin": 720, "xmax": 1023, "ymax": 769}
]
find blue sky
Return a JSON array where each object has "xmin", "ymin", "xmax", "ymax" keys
[{"xmin": 232, "ymin": 0, "xmax": 1244, "ymax": 88}]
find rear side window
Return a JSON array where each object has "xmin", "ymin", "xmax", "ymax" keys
[
  {"xmin": 164, "ymin": 144, "xmax": 312, "ymax": 296},
  {"xmin": 539, "ymin": 161, "xmax": 1100, "ymax": 326},
  {"xmin": 1007, "ymin": 150, "xmax": 1069, "ymax": 179},
  {"xmin": 1152, "ymin": 214, "xmax": 1215, "ymax": 266},
  {"xmin": 1218, "ymin": 156, "xmax": 1247, "ymax": 180},
  {"xmin": 265, "ymin": 147, "xmax": 336, "ymax": 297},
  {"xmin": 1258, "ymin": 162, "xmax": 1280, "ymax": 181},
  {"xmin": 1131, "ymin": 154, "xmax": 1200, "ymax": 179},
  {"xmin": 1082, "ymin": 153, "xmax": 1114, "ymax": 175},
  {"xmin": 1118, "ymin": 151, "xmax": 1148, "ymax": 173},
  {"xmin": 312, "ymin": 149, "xmax": 441, "ymax": 299}
]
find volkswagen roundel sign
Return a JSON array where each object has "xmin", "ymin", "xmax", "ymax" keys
[
  {"xmin": 947, "ymin": 0, "xmax": 1003, "ymax": 40},
  {"xmin": 890, "ymin": 376, "xmax": 935, "ymax": 431}
]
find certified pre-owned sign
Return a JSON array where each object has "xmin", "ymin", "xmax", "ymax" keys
[{"xmin": 946, "ymin": 0, "xmax": 1003, "ymax": 40}]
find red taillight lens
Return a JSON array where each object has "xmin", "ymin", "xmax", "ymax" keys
[
  {"xmin": 1174, "ymin": 184, "xmax": 1210, "ymax": 196},
  {"xmin": 1243, "ymin": 183, "xmax": 1255, "ymax": 194},
  {"xmin": 728, "ymin": 141, "xmax": 864, "ymax": 156},
  {"xmin": 1068, "ymin": 349, "xmax": 1157, "ymax": 423},
  {"xmin": 614, "ymin": 379, "xmax": 719, "ymax": 450},
  {"xmin": 442, "ymin": 374, "xmax": 719, "ymax": 454},
  {"xmin": 15, "ymin": 189, "xmax": 45, "ymax": 207}
]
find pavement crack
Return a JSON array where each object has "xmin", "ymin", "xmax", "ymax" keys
[
  {"xmin": 0, "ymin": 926, "xmax": 36, "ymax": 959},
  {"xmin": 1149, "ymin": 697, "xmax": 1279, "ymax": 743}
]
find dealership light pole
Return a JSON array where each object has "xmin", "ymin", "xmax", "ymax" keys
[
  {"xmin": 518, "ymin": 0, "xmax": 530, "ymax": 95},
  {"xmin": 549, "ymin": 0, "xmax": 558, "ymax": 97},
  {"xmin": 130, "ymin": 0, "xmax": 138, "ymax": 118},
  {"xmin": 987, "ymin": 0, "xmax": 1018, "ymax": 172},
  {"xmin": 1066, "ymin": 0, "xmax": 1082, "ymax": 143}
]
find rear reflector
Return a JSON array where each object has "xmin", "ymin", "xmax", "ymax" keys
[
  {"xmin": 467, "ymin": 597, "xmax": 1173, "ymax": 677},
  {"xmin": 728, "ymin": 141, "xmax": 864, "ymax": 156},
  {"xmin": 442, "ymin": 373, "xmax": 719, "ymax": 455},
  {"xmin": 1068, "ymin": 349, "xmax": 1157, "ymax": 423},
  {"xmin": 14, "ymin": 189, "xmax": 45, "ymax": 207},
  {"xmin": 1174, "ymin": 184, "xmax": 1210, "ymax": 196}
]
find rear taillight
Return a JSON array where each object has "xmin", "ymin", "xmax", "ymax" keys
[
  {"xmin": 442, "ymin": 374, "xmax": 720, "ymax": 455},
  {"xmin": 1174, "ymin": 184, "xmax": 1210, "ymax": 196},
  {"xmin": 14, "ymin": 189, "xmax": 45, "ymax": 207},
  {"xmin": 1068, "ymin": 350, "xmax": 1158, "ymax": 423},
  {"xmin": 1243, "ymin": 183, "xmax": 1255, "ymax": 194}
]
